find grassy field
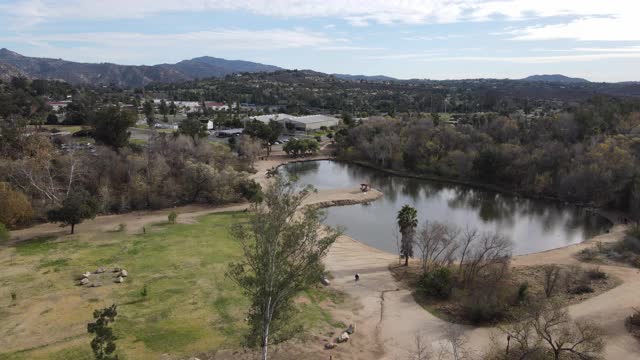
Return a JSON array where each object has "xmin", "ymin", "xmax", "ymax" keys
[
  {"xmin": 0, "ymin": 212, "xmax": 343, "ymax": 359},
  {"xmin": 33, "ymin": 125, "xmax": 85, "ymax": 134}
]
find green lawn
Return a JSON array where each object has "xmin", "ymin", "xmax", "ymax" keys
[
  {"xmin": 0, "ymin": 212, "xmax": 342, "ymax": 359},
  {"xmin": 34, "ymin": 125, "xmax": 85, "ymax": 134}
]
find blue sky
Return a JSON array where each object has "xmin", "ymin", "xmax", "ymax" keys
[{"xmin": 0, "ymin": 0, "xmax": 639, "ymax": 81}]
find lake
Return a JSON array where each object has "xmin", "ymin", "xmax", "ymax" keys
[{"xmin": 281, "ymin": 160, "xmax": 611, "ymax": 255}]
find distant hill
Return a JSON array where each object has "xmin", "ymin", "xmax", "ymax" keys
[
  {"xmin": 0, "ymin": 61, "xmax": 27, "ymax": 82},
  {"xmin": 332, "ymin": 73, "xmax": 397, "ymax": 82},
  {"xmin": 522, "ymin": 74, "xmax": 590, "ymax": 84},
  {"xmin": 0, "ymin": 48, "xmax": 283, "ymax": 87}
]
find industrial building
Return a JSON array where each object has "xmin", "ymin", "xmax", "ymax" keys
[{"xmin": 242, "ymin": 113, "xmax": 339, "ymax": 131}]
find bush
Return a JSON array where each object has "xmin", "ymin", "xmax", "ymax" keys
[
  {"xmin": 577, "ymin": 246, "xmax": 598, "ymax": 261},
  {"xmin": 0, "ymin": 223, "xmax": 8, "ymax": 243},
  {"xmin": 615, "ymin": 236, "xmax": 640, "ymax": 254},
  {"xmin": 625, "ymin": 308, "xmax": 640, "ymax": 337},
  {"xmin": 117, "ymin": 223, "xmax": 127, "ymax": 232},
  {"xmin": 417, "ymin": 267, "xmax": 453, "ymax": 299},
  {"xmin": 240, "ymin": 180, "xmax": 263, "ymax": 203},
  {"xmin": 569, "ymin": 284, "xmax": 594, "ymax": 295},
  {"xmin": 516, "ymin": 282, "xmax": 529, "ymax": 303},
  {"xmin": 462, "ymin": 295, "xmax": 509, "ymax": 324},
  {"xmin": 586, "ymin": 267, "xmax": 607, "ymax": 280},
  {"xmin": 168, "ymin": 211, "xmax": 177, "ymax": 224}
]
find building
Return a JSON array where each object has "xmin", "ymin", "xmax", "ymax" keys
[
  {"xmin": 244, "ymin": 113, "xmax": 296, "ymax": 124},
  {"xmin": 242, "ymin": 113, "xmax": 339, "ymax": 131},
  {"xmin": 204, "ymin": 102, "xmax": 229, "ymax": 111},
  {"xmin": 47, "ymin": 101, "xmax": 70, "ymax": 111},
  {"xmin": 283, "ymin": 115, "xmax": 339, "ymax": 131},
  {"xmin": 216, "ymin": 128, "xmax": 244, "ymax": 137}
]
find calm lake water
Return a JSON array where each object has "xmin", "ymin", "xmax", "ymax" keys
[{"xmin": 281, "ymin": 160, "xmax": 611, "ymax": 256}]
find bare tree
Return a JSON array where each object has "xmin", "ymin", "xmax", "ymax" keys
[
  {"xmin": 442, "ymin": 324, "xmax": 472, "ymax": 360},
  {"xmin": 494, "ymin": 301, "xmax": 604, "ymax": 360},
  {"xmin": 417, "ymin": 221, "xmax": 460, "ymax": 272},
  {"xmin": 531, "ymin": 302, "xmax": 604, "ymax": 360},
  {"xmin": 460, "ymin": 232, "xmax": 512, "ymax": 286},
  {"xmin": 543, "ymin": 265, "xmax": 561, "ymax": 298}
]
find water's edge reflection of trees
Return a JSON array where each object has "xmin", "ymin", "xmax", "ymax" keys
[{"xmin": 283, "ymin": 160, "xmax": 610, "ymax": 253}]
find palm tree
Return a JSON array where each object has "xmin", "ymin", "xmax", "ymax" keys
[{"xmin": 397, "ymin": 205, "xmax": 418, "ymax": 266}]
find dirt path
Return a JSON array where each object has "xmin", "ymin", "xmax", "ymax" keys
[{"xmin": 324, "ymin": 221, "xmax": 640, "ymax": 359}]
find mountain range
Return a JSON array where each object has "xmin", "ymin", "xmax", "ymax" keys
[
  {"xmin": 0, "ymin": 48, "xmax": 283, "ymax": 87},
  {"xmin": 0, "ymin": 48, "xmax": 628, "ymax": 89}
]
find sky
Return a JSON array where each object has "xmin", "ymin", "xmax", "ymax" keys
[{"xmin": 0, "ymin": 0, "xmax": 639, "ymax": 82}]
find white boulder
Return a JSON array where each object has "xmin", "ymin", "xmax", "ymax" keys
[{"xmin": 337, "ymin": 332, "xmax": 349, "ymax": 343}]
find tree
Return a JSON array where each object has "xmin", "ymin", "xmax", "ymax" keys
[
  {"xmin": 46, "ymin": 113, "xmax": 59, "ymax": 125},
  {"xmin": 0, "ymin": 182, "xmax": 34, "ymax": 227},
  {"xmin": 244, "ymin": 120, "xmax": 282, "ymax": 156},
  {"xmin": 227, "ymin": 177, "xmax": 340, "ymax": 360},
  {"xmin": 169, "ymin": 101, "xmax": 177, "ymax": 118},
  {"xmin": 178, "ymin": 117, "xmax": 208, "ymax": 144},
  {"xmin": 143, "ymin": 99, "xmax": 155, "ymax": 127},
  {"xmin": 397, "ymin": 205, "xmax": 418, "ymax": 266},
  {"xmin": 240, "ymin": 179, "xmax": 263, "ymax": 203},
  {"xmin": 158, "ymin": 99, "xmax": 169, "ymax": 121},
  {"xmin": 342, "ymin": 111, "xmax": 353, "ymax": 126},
  {"xmin": 92, "ymin": 106, "xmax": 136, "ymax": 150},
  {"xmin": 0, "ymin": 223, "xmax": 9, "ymax": 243},
  {"xmin": 496, "ymin": 301, "xmax": 604, "ymax": 360},
  {"xmin": 87, "ymin": 304, "xmax": 118, "ymax": 360},
  {"xmin": 47, "ymin": 189, "xmax": 99, "ymax": 234},
  {"xmin": 238, "ymin": 135, "xmax": 263, "ymax": 167}
]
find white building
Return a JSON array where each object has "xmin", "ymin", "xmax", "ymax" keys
[
  {"xmin": 242, "ymin": 113, "xmax": 339, "ymax": 131},
  {"xmin": 244, "ymin": 113, "xmax": 296, "ymax": 124},
  {"xmin": 283, "ymin": 115, "xmax": 339, "ymax": 131}
]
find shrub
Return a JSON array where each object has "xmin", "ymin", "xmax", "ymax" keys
[
  {"xmin": 577, "ymin": 246, "xmax": 598, "ymax": 261},
  {"xmin": 117, "ymin": 223, "xmax": 126, "ymax": 232},
  {"xmin": 417, "ymin": 267, "xmax": 454, "ymax": 299},
  {"xmin": 240, "ymin": 180, "xmax": 263, "ymax": 204},
  {"xmin": 569, "ymin": 284, "xmax": 594, "ymax": 295},
  {"xmin": 0, "ymin": 223, "xmax": 9, "ymax": 243},
  {"xmin": 141, "ymin": 285, "xmax": 148, "ymax": 297},
  {"xmin": 460, "ymin": 267, "xmax": 511, "ymax": 324},
  {"xmin": 0, "ymin": 183, "xmax": 34, "ymax": 227},
  {"xmin": 586, "ymin": 267, "xmax": 607, "ymax": 280},
  {"xmin": 625, "ymin": 308, "xmax": 640, "ymax": 337},
  {"xmin": 168, "ymin": 211, "xmax": 177, "ymax": 224},
  {"xmin": 615, "ymin": 236, "xmax": 640, "ymax": 254},
  {"xmin": 462, "ymin": 295, "xmax": 509, "ymax": 324},
  {"xmin": 516, "ymin": 282, "xmax": 529, "ymax": 304}
]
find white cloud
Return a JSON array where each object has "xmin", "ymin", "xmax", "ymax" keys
[
  {"xmin": 4, "ymin": 0, "xmax": 638, "ymax": 28},
  {"xmin": 0, "ymin": 29, "xmax": 331, "ymax": 49},
  {"xmin": 366, "ymin": 52, "xmax": 640, "ymax": 64},
  {"xmin": 508, "ymin": 15, "xmax": 640, "ymax": 41},
  {"xmin": 403, "ymin": 34, "xmax": 464, "ymax": 41},
  {"xmin": 0, "ymin": 29, "xmax": 333, "ymax": 63}
]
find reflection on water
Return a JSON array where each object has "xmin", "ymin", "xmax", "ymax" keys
[{"xmin": 282, "ymin": 161, "xmax": 611, "ymax": 255}]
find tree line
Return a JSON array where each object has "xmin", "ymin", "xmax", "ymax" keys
[{"xmin": 337, "ymin": 97, "xmax": 640, "ymax": 217}]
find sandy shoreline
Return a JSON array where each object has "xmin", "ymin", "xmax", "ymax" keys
[{"xmin": 8, "ymin": 149, "xmax": 640, "ymax": 359}]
